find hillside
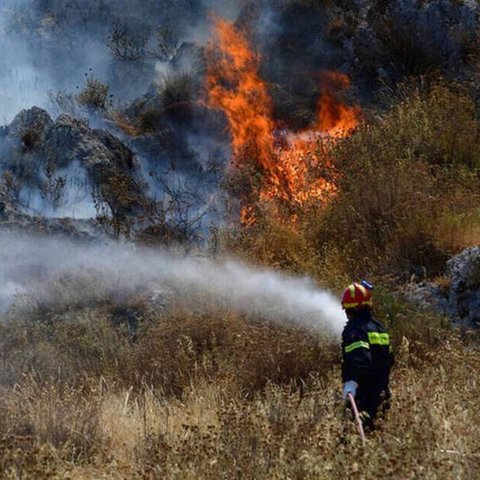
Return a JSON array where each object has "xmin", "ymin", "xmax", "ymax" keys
[{"xmin": 0, "ymin": 0, "xmax": 480, "ymax": 478}]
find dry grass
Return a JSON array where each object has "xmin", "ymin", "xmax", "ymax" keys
[
  {"xmin": 0, "ymin": 333, "xmax": 477, "ymax": 478},
  {"xmin": 1, "ymin": 74, "xmax": 480, "ymax": 479},
  {"xmin": 76, "ymin": 76, "xmax": 110, "ymax": 112},
  {"xmin": 0, "ymin": 283, "xmax": 478, "ymax": 479}
]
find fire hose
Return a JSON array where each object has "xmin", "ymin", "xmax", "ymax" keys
[{"xmin": 347, "ymin": 392, "xmax": 366, "ymax": 446}]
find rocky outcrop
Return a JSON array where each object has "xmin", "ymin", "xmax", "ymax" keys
[
  {"xmin": 0, "ymin": 107, "xmax": 149, "ymax": 230},
  {"xmin": 401, "ymin": 281, "xmax": 448, "ymax": 315},
  {"xmin": 0, "ymin": 183, "xmax": 99, "ymax": 239},
  {"xmin": 8, "ymin": 107, "xmax": 53, "ymax": 148},
  {"xmin": 403, "ymin": 246, "xmax": 480, "ymax": 328},
  {"xmin": 0, "ymin": 106, "xmax": 221, "ymax": 242},
  {"xmin": 446, "ymin": 247, "xmax": 480, "ymax": 329},
  {"xmin": 0, "ymin": 186, "xmax": 21, "ymax": 222},
  {"xmin": 43, "ymin": 114, "xmax": 147, "ymax": 218}
]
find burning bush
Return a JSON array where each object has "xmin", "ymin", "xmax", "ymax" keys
[
  {"xmin": 227, "ymin": 79, "xmax": 480, "ymax": 281},
  {"xmin": 2, "ymin": 3, "xmax": 480, "ymax": 478},
  {"xmin": 313, "ymin": 81, "xmax": 480, "ymax": 277},
  {"xmin": 206, "ymin": 17, "xmax": 360, "ymax": 227}
]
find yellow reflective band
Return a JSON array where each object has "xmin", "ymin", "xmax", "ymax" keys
[
  {"xmin": 344, "ymin": 341, "xmax": 370, "ymax": 353},
  {"xmin": 357, "ymin": 283, "xmax": 367, "ymax": 297},
  {"xmin": 348, "ymin": 284, "xmax": 356, "ymax": 296},
  {"xmin": 342, "ymin": 300, "xmax": 373, "ymax": 308},
  {"xmin": 368, "ymin": 332, "xmax": 390, "ymax": 346}
]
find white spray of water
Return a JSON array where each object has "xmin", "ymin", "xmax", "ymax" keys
[{"xmin": 0, "ymin": 233, "xmax": 346, "ymax": 335}]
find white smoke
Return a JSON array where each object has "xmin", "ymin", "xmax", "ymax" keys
[
  {"xmin": 0, "ymin": 5, "xmax": 50, "ymax": 124},
  {"xmin": 0, "ymin": 0, "xmax": 251, "ymax": 125},
  {"xmin": 0, "ymin": 233, "xmax": 346, "ymax": 335},
  {"xmin": 0, "ymin": 2, "xmax": 109, "ymax": 124}
]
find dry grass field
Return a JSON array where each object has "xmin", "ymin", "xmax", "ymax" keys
[{"xmin": 0, "ymin": 290, "xmax": 478, "ymax": 479}]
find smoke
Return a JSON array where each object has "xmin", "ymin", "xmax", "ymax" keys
[
  {"xmin": 0, "ymin": 0, "xmax": 251, "ymax": 125},
  {"xmin": 0, "ymin": 0, "xmax": 245, "ymax": 229},
  {"xmin": 0, "ymin": 5, "xmax": 50, "ymax": 124},
  {"xmin": 0, "ymin": 232, "xmax": 346, "ymax": 335},
  {"xmin": 2, "ymin": 0, "xmax": 478, "ymax": 126},
  {"xmin": 23, "ymin": 161, "xmax": 97, "ymax": 219},
  {"xmin": 0, "ymin": 0, "xmax": 153, "ymax": 124}
]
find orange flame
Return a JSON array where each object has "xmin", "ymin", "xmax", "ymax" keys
[
  {"xmin": 206, "ymin": 18, "xmax": 275, "ymax": 171},
  {"xmin": 314, "ymin": 72, "xmax": 361, "ymax": 136},
  {"xmin": 206, "ymin": 17, "xmax": 360, "ymax": 225}
]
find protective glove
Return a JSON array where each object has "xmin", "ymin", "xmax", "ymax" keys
[{"xmin": 342, "ymin": 381, "xmax": 358, "ymax": 401}]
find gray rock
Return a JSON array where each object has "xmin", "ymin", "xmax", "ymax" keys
[
  {"xmin": 402, "ymin": 281, "xmax": 448, "ymax": 314},
  {"xmin": 0, "ymin": 186, "xmax": 21, "ymax": 221},
  {"xmin": 44, "ymin": 115, "xmax": 147, "ymax": 217},
  {"xmin": 403, "ymin": 246, "xmax": 480, "ymax": 328},
  {"xmin": 0, "ymin": 182, "xmax": 100, "ymax": 239},
  {"xmin": 446, "ymin": 246, "xmax": 480, "ymax": 328},
  {"xmin": 0, "ymin": 107, "xmax": 149, "ymax": 226},
  {"xmin": 8, "ymin": 107, "xmax": 53, "ymax": 141}
]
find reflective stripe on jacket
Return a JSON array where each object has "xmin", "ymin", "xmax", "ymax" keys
[{"xmin": 341, "ymin": 309, "xmax": 394, "ymax": 384}]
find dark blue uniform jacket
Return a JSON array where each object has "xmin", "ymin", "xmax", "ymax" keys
[{"xmin": 341, "ymin": 309, "xmax": 394, "ymax": 386}]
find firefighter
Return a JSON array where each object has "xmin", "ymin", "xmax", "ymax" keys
[{"xmin": 341, "ymin": 281, "xmax": 394, "ymax": 430}]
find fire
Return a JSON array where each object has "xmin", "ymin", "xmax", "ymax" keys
[
  {"xmin": 314, "ymin": 72, "xmax": 361, "ymax": 136},
  {"xmin": 206, "ymin": 18, "xmax": 275, "ymax": 172},
  {"xmin": 206, "ymin": 17, "xmax": 360, "ymax": 225}
]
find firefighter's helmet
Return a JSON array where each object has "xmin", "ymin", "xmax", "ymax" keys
[{"xmin": 341, "ymin": 281, "xmax": 373, "ymax": 309}]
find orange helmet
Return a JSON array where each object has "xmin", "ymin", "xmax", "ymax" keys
[{"xmin": 341, "ymin": 282, "xmax": 373, "ymax": 309}]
